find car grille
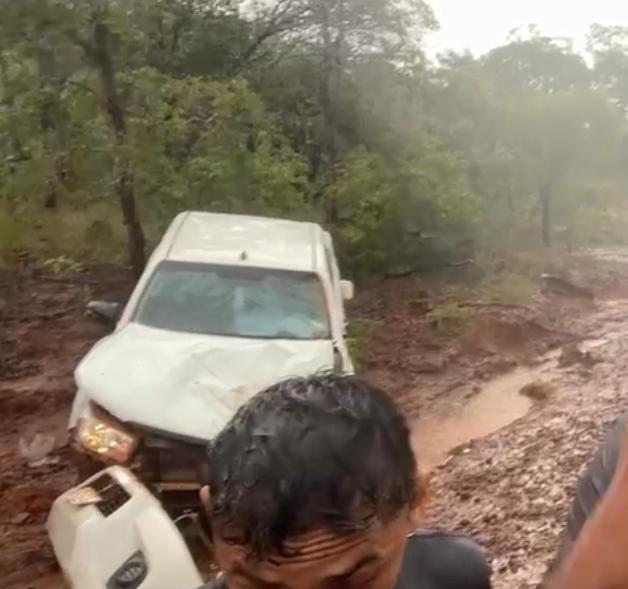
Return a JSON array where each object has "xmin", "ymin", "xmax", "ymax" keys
[
  {"xmin": 86, "ymin": 472, "xmax": 131, "ymax": 517},
  {"xmin": 141, "ymin": 432, "xmax": 208, "ymax": 487}
]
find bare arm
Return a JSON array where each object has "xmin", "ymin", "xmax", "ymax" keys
[{"xmin": 549, "ymin": 428, "xmax": 628, "ymax": 589}]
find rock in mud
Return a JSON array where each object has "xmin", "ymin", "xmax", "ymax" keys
[
  {"xmin": 558, "ymin": 344, "xmax": 598, "ymax": 370},
  {"xmin": 11, "ymin": 512, "xmax": 30, "ymax": 525},
  {"xmin": 18, "ymin": 434, "xmax": 57, "ymax": 467},
  {"xmin": 519, "ymin": 381, "xmax": 555, "ymax": 402}
]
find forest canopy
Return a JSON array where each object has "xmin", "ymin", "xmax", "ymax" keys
[{"xmin": 1, "ymin": 0, "xmax": 628, "ymax": 278}]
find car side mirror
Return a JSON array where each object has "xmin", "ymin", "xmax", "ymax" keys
[
  {"xmin": 87, "ymin": 301, "xmax": 121, "ymax": 327},
  {"xmin": 340, "ymin": 280, "xmax": 354, "ymax": 301}
]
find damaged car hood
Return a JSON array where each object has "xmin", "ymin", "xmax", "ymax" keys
[{"xmin": 75, "ymin": 323, "xmax": 334, "ymax": 440}]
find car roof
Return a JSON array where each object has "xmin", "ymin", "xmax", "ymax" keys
[{"xmin": 163, "ymin": 212, "xmax": 325, "ymax": 272}]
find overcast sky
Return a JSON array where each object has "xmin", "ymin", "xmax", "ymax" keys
[{"xmin": 426, "ymin": 0, "xmax": 628, "ymax": 56}]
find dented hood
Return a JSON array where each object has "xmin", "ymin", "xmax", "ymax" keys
[{"xmin": 75, "ymin": 323, "xmax": 334, "ymax": 440}]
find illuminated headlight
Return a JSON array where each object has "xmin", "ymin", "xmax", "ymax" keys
[{"xmin": 77, "ymin": 404, "xmax": 139, "ymax": 464}]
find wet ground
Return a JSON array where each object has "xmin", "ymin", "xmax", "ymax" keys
[
  {"xmin": 423, "ymin": 299, "xmax": 628, "ymax": 589},
  {"xmin": 412, "ymin": 366, "xmax": 534, "ymax": 470},
  {"xmin": 2, "ymin": 255, "xmax": 628, "ymax": 588},
  {"xmin": 0, "ymin": 261, "xmax": 132, "ymax": 589},
  {"xmin": 356, "ymin": 263, "xmax": 628, "ymax": 589}
]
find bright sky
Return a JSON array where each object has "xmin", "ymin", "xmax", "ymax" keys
[{"xmin": 426, "ymin": 0, "xmax": 628, "ymax": 57}]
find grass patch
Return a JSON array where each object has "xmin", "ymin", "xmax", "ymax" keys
[
  {"xmin": 347, "ymin": 318, "xmax": 381, "ymax": 372},
  {"xmin": 426, "ymin": 302, "xmax": 470, "ymax": 331},
  {"xmin": 478, "ymin": 273, "xmax": 539, "ymax": 305},
  {"xmin": 474, "ymin": 250, "xmax": 573, "ymax": 305},
  {"xmin": 0, "ymin": 204, "xmax": 163, "ymax": 267},
  {"xmin": 40, "ymin": 255, "xmax": 85, "ymax": 274}
]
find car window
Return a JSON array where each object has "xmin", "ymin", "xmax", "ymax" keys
[{"xmin": 133, "ymin": 261, "xmax": 331, "ymax": 340}]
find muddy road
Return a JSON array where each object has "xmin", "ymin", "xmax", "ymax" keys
[
  {"xmin": 358, "ymin": 268, "xmax": 628, "ymax": 589},
  {"xmin": 0, "ymin": 263, "xmax": 132, "ymax": 589},
  {"xmin": 2, "ymin": 258, "xmax": 628, "ymax": 588},
  {"xmin": 422, "ymin": 303, "xmax": 628, "ymax": 589}
]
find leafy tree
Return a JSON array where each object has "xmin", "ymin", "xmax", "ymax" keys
[
  {"xmin": 483, "ymin": 36, "xmax": 590, "ymax": 95},
  {"xmin": 588, "ymin": 24, "xmax": 628, "ymax": 115},
  {"xmin": 2, "ymin": 0, "xmax": 628, "ymax": 278}
]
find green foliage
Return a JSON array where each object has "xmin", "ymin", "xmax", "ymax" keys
[
  {"xmin": 346, "ymin": 318, "xmax": 381, "ymax": 372},
  {"xmin": 1, "ymin": 1, "xmax": 628, "ymax": 278},
  {"xmin": 426, "ymin": 302, "xmax": 470, "ymax": 331},
  {"xmin": 0, "ymin": 204, "xmax": 130, "ymax": 264},
  {"xmin": 327, "ymin": 149, "xmax": 396, "ymax": 276},
  {"xmin": 326, "ymin": 139, "xmax": 478, "ymax": 278},
  {"xmin": 129, "ymin": 74, "xmax": 310, "ymax": 220},
  {"xmin": 479, "ymin": 273, "xmax": 538, "ymax": 306}
]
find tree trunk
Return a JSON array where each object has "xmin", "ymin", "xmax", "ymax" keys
[
  {"xmin": 43, "ymin": 180, "xmax": 57, "ymax": 209},
  {"xmin": 540, "ymin": 182, "xmax": 552, "ymax": 247},
  {"xmin": 39, "ymin": 84, "xmax": 59, "ymax": 210},
  {"xmin": 92, "ymin": 17, "xmax": 146, "ymax": 278},
  {"xmin": 319, "ymin": 1, "xmax": 341, "ymax": 224}
]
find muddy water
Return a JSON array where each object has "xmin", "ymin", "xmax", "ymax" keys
[
  {"xmin": 412, "ymin": 368, "xmax": 540, "ymax": 471},
  {"xmin": 411, "ymin": 307, "xmax": 628, "ymax": 472}
]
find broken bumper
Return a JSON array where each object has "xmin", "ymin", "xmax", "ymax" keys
[{"xmin": 47, "ymin": 466, "xmax": 203, "ymax": 589}]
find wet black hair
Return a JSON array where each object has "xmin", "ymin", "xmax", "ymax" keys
[{"xmin": 205, "ymin": 373, "xmax": 420, "ymax": 557}]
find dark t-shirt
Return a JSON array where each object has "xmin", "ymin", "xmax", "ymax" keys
[
  {"xmin": 203, "ymin": 531, "xmax": 491, "ymax": 589},
  {"xmin": 395, "ymin": 532, "xmax": 491, "ymax": 589}
]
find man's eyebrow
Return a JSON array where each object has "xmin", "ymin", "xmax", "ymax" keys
[
  {"xmin": 326, "ymin": 554, "xmax": 380, "ymax": 581},
  {"xmin": 231, "ymin": 565, "xmax": 284, "ymax": 589}
]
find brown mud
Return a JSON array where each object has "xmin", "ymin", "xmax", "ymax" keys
[
  {"xmin": 2, "ymin": 255, "xmax": 628, "ymax": 588},
  {"xmin": 0, "ymin": 260, "xmax": 132, "ymax": 589},
  {"xmin": 355, "ymin": 260, "xmax": 628, "ymax": 589}
]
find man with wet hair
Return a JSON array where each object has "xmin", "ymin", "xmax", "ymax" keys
[{"xmin": 200, "ymin": 374, "xmax": 491, "ymax": 589}]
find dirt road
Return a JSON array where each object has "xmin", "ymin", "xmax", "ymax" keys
[
  {"xmin": 1, "ymin": 258, "xmax": 628, "ymax": 588},
  {"xmin": 423, "ymin": 300, "xmax": 628, "ymax": 589}
]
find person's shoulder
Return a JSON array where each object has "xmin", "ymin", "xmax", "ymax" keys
[
  {"xmin": 407, "ymin": 530, "xmax": 489, "ymax": 561},
  {"xmin": 398, "ymin": 530, "xmax": 491, "ymax": 589}
]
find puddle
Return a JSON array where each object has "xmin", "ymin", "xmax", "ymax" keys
[
  {"xmin": 410, "ymin": 308, "xmax": 628, "ymax": 472},
  {"xmin": 412, "ymin": 367, "xmax": 543, "ymax": 471}
]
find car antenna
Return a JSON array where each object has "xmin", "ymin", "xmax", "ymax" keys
[{"xmin": 240, "ymin": 250, "xmax": 248, "ymax": 261}]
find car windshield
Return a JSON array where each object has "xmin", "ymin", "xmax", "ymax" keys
[{"xmin": 134, "ymin": 261, "xmax": 331, "ymax": 340}]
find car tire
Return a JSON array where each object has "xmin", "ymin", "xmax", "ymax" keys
[{"xmin": 542, "ymin": 413, "xmax": 627, "ymax": 584}]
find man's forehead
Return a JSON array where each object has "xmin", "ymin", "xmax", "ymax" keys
[
  {"xmin": 222, "ymin": 519, "xmax": 402, "ymax": 568},
  {"xmin": 265, "ymin": 529, "xmax": 373, "ymax": 565}
]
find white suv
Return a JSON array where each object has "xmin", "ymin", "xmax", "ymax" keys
[{"xmin": 69, "ymin": 212, "xmax": 354, "ymax": 509}]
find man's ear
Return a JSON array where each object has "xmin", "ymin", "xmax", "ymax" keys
[{"xmin": 200, "ymin": 485, "xmax": 211, "ymax": 509}]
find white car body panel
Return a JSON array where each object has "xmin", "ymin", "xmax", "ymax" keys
[
  {"xmin": 47, "ymin": 467, "xmax": 202, "ymax": 589},
  {"xmin": 73, "ymin": 323, "xmax": 335, "ymax": 440}
]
